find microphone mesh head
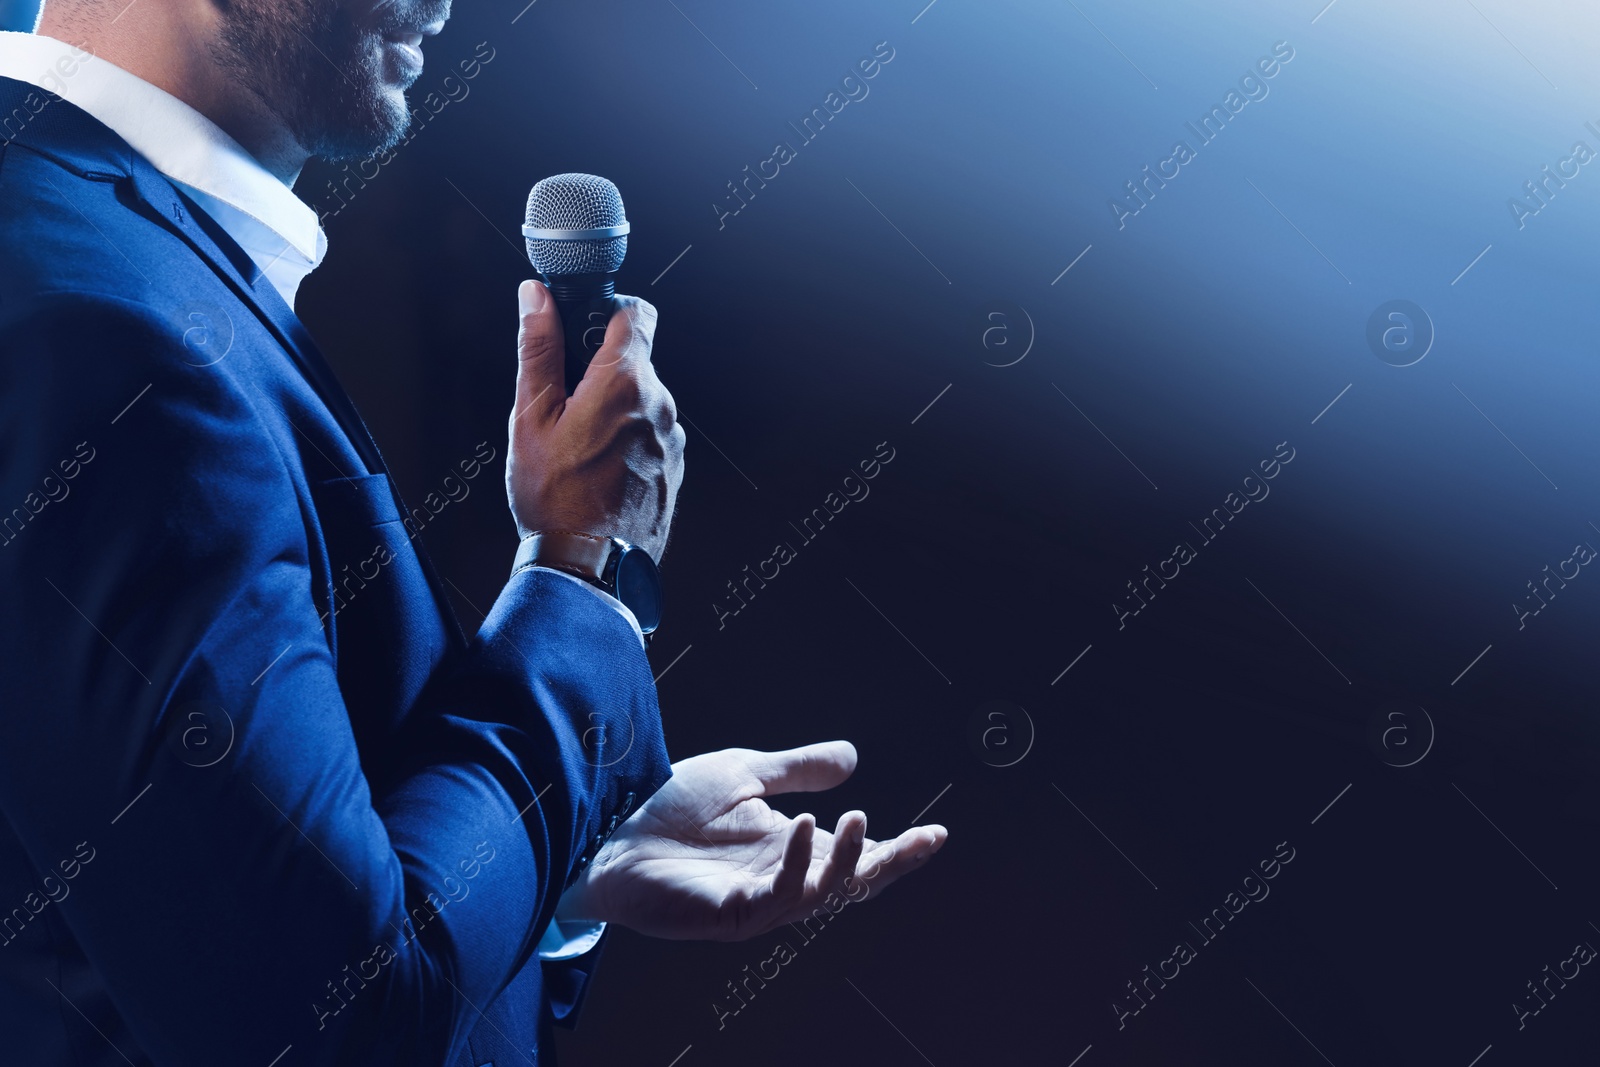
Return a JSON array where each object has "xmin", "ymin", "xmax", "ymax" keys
[{"xmin": 524, "ymin": 173, "xmax": 628, "ymax": 275}]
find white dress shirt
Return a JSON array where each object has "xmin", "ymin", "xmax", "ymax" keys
[
  {"xmin": 0, "ymin": 31, "xmax": 324, "ymax": 307},
  {"xmin": 0, "ymin": 31, "xmax": 617, "ymax": 959}
]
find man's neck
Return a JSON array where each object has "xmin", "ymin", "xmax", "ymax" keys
[{"xmin": 32, "ymin": 10, "xmax": 309, "ymax": 184}]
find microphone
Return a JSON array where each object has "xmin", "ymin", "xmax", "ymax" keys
[{"xmin": 521, "ymin": 173, "xmax": 630, "ymax": 394}]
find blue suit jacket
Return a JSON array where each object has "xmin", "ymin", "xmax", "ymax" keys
[{"xmin": 0, "ymin": 76, "xmax": 671, "ymax": 1066}]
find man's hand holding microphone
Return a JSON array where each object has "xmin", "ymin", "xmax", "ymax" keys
[{"xmin": 506, "ymin": 282, "xmax": 682, "ymax": 561}]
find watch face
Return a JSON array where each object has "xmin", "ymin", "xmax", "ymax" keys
[{"xmin": 613, "ymin": 545, "xmax": 663, "ymax": 633}]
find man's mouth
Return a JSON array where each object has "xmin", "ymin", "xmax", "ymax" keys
[{"xmin": 381, "ymin": 19, "xmax": 444, "ymax": 70}]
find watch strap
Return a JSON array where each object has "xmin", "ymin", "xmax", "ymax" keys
[{"xmin": 512, "ymin": 530, "xmax": 613, "ymax": 584}]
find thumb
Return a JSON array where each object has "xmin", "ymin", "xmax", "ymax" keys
[
  {"xmin": 753, "ymin": 741, "xmax": 858, "ymax": 797},
  {"xmin": 513, "ymin": 279, "xmax": 564, "ymax": 424}
]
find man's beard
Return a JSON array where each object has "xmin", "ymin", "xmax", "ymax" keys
[{"xmin": 214, "ymin": 0, "xmax": 425, "ymax": 162}]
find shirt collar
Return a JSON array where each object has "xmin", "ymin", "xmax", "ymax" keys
[{"xmin": 0, "ymin": 31, "xmax": 326, "ymax": 310}]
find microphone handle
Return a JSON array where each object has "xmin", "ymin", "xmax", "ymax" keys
[{"xmin": 543, "ymin": 273, "xmax": 620, "ymax": 394}]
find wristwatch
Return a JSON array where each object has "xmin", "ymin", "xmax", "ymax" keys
[{"xmin": 512, "ymin": 530, "xmax": 663, "ymax": 640}]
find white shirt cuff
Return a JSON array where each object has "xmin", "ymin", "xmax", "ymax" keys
[{"xmin": 535, "ymin": 903, "xmax": 607, "ymax": 960}]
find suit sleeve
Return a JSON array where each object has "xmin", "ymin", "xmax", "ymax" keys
[{"xmin": 0, "ymin": 292, "xmax": 670, "ymax": 1066}]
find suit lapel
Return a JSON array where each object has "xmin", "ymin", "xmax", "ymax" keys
[
  {"xmin": 125, "ymin": 156, "xmax": 469, "ymax": 649},
  {"xmin": 128, "ymin": 163, "xmax": 385, "ymax": 472},
  {"xmin": 3, "ymin": 75, "xmax": 466, "ymax": 647}
]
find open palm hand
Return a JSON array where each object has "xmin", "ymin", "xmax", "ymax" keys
[{"xmin": 561, "ymin": 741, "xmax": 947, "ymax": 941}]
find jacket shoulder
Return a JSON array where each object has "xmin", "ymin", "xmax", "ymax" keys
[{"xmin": 0, "ymin": 138, "xmax": 220, "ymax": 314}]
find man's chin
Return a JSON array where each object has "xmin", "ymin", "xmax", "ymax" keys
[
  {"xmin": 376, "ymin": 89, "xmax": 414, "ymax": 146},
  {"xmin": 304, "ymin": 39, "xmax": 420, "ymax": 161},
  {"xmin": 310, "ymin": 107, "xmax": 409, "ymax": 163}
]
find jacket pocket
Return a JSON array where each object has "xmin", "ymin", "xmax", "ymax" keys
[{"xmin": 310, "ymin": 472, "xmax": 403, "ymax": 528}]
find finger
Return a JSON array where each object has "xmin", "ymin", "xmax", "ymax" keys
[
  {"xmin": 850, "ymin": 824, "xmax": 948, "ymax": 900},
  {"xmin": 817, "ymin": 810, "xmax": 866, "ymax": 895},
  {"xmin": 752, "ymin": 741, "xmax": 858, "ymax": 798},
  {"xmin": 582, "ymin": 295, "xmax": 658, "ymax": 377},
  {"xmin": 767, "ymin": 813, "xmax": 815, "ymax": 904},
  {"xmin": 512, "ymin": 280, "xmax": 565, "ymax": 425}
]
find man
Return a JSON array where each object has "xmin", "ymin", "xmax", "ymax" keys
[{"xmin": 0, "ymin": 0, "xmax": 947, "ymax": 1062}]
